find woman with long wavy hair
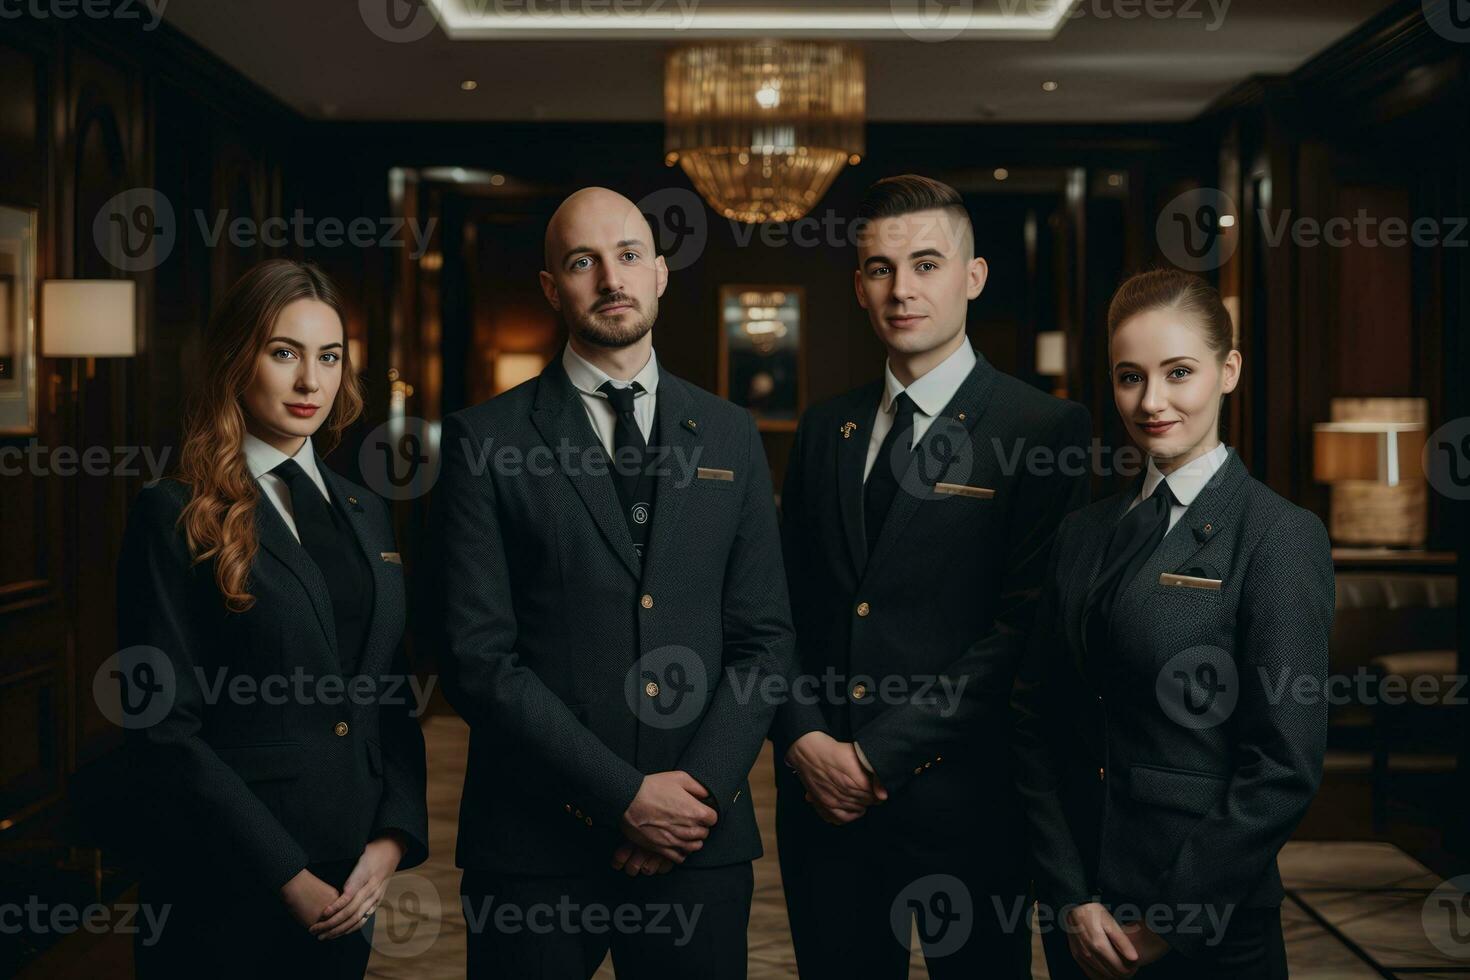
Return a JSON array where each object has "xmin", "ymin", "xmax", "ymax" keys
[{"xmin": 117, "ymin": 258, "xmax": 428, "ymax": 978}]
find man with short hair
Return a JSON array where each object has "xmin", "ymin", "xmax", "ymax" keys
[{"xmin": 773, "ymin": 174, "xmax": 1092, "ymax": 978}]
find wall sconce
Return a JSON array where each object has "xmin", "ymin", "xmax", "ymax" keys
[
  {"xmin": 41, "ymin": 279, "xmax": 137, "ymax": 413},
  {"xmin": 1035, "ymin": 330, "xmax": 1067, "ymax": 397},
  {"xmin": 1313, "ymin": 397, "xmax": 1428, "ymax": 547}
]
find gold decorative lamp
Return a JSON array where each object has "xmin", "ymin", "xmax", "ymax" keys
[
  {"xmin": 664, "ymin": 41, "xmax": 865, "ymax": 224},
  {"xmin": 1312, "ymin": 397, "xmax": 1428, "ymax": 547}
]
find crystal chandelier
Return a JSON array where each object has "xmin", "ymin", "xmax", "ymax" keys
[{"xmin": 664, "ymin": 41, "xmax": 866, "ymax": 224}]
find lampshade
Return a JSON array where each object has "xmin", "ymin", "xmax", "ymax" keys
[
  {"xmin": 41, "ymin": 280, "xmax": 136, "ymax": 358},
  {"xmin": 664, "ymin": 41, "xmax": 865, "ymax": 224},
  {"xmin": 1312, "ymin": 422, "xmax": 1427, "ymax": 487},
  {"xmin": 1035, "ymin": 331, "xmax": 1066, "ymax": 377}
]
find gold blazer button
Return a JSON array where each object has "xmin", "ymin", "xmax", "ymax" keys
[
  {"xmin": 334, "ymin": 721, "xmax": 349, "ymax": 737},
  {"xmin": 645, "ymin": 680, "xmax": 661, "ymax": 698},
  {"xmin": 640, "ymin": 594, "xmax": 654, "ymax": 609},
  {"xmin": 851, "ymin": 682, "xmax": 867, "ymax": 700},
  {"xmin": 856, "ymin": 601, "xmax": 871, "ymax": 617}
]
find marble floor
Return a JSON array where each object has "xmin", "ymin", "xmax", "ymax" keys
[
  {"xmin": 18, "ymin": 714, "xmax": 1469, "ymax": 977},
  {"xmin": 357, "ymin": 716, "xmax": 1470, "ymax": 979}
]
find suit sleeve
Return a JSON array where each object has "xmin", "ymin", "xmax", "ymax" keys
[
  {"xmin": 117, "ymin": 483, "xmax": 310, "ymax": 893},
  {"xmin": 676, "ymin": 413, "xmax": 796, "ymax": 813},
  {"xmin": 768, "ymin": 417, "xmax": 832, "ymax": 759},
  {"xmin": 1009, "ymin": 513, "xmax": 1095, "ymax": 909},
  {"xmin": 1153, "ymin": 507, "xmax": 1333, "ymax": 957},
  {"xmin": 857, "ymin": 401, "xmax": 1093, "ymax": 795},
  {"xmin": 434, "ymin": 411, "xmax": 646, "ymax": 829},
  {"xmin": 369, "ymin": 501, "xmax": 430, "ymax": 871}
]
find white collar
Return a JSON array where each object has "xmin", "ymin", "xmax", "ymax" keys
[
  {"xmin": 1142, "ymin": 442, "xmax": 1229, "ymax": 506},
  {"xmin": 243, "ymin": 431, "xmax": 322, "ymax": 485},
  {"xmin": 881, "ymin": 340, "xmax": 977, "ymax": 417},
  {"xmin": 562, "ymin": 342, "xmax": 660, "ymax": 398}
]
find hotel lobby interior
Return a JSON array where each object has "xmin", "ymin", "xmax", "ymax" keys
[{"xmin": 1, "ymin": 0, "xmax": 1468, "ymax": 976}]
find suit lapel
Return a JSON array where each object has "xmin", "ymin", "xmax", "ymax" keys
[
  {"xmin": 1074, "ymin": 487, "xmax": 1137, "ymax": 674},
  {"xmin": 254, "ymin": 489, "xmax": 339, "ymax": 661},
  {"xmin": 835, "ymin": 385, "xmax": 881, "ymax": 576},
  {"xmin": 1115, "ymin": 448, "xmax": 1246, "ymax": 614},
  {"xmin": 529, "ymin": 357, "xmax": 642, "ymax": 580},
  {"xmin": 319, "ymin": 462, "xmax": 387, "ymax": 674},
  {"xmin": 642, "ymin": 377, "xmax": 699, "ymax": 585},
  {"xmin": 864, "ymin": 356, "xmax": 999, "ymax": 575}
]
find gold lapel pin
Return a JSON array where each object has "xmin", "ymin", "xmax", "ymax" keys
[
  {"xmin": 840, "ymin": 421, "xmax": 857, "ymax": 439},
  {"xmin": 348, "ymin": 496, "xmax": 358, "ymax": 505},
  {"xmin": 957, "ymin": 412, "xmax": 967, "ymax": 421}
]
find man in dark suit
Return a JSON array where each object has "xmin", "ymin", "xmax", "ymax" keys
[
  {"xmin": 432, "ymin": 187, "xmax": 794, "ymax": 979},
  {"xmin": 773, "ymin": 174, "xmax": 1092, "ymax": 979}
]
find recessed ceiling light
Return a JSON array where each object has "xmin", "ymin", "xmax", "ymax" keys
[
  {"xmin": 1041, "ymin": 80, "xmax": 1059, "ymax": 92},
  {"xmin": 994, "ymin": 168, "xmax": 1009, "ymax": 181},
  {"xmin": 461, "ymin": 80, "xmax": 478, "ymax": 91}
]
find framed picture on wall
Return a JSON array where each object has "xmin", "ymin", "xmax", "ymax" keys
[
  {"xmin": 717, "ymin": 285, "xmax": 805, "ymax": 432},
  {"xmin": 0, "ymin": 204, "xmax": 37, "ymax": 435}
]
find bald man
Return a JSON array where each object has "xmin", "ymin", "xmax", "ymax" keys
[{"xmin": 431, "ymin": 188, "xmax": 793, "ymax": 978}]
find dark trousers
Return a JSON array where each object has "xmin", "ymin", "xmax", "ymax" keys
[
  {"xmin": 776, "ymin": 786, "xmax": 1031, "ymax": 980},
  {"xmin": 461, "ymin": 861, "xmax": 753, "ymax": 980},
  {"xmin": 134, "ymin": 859, "xmax": 372, "ymax": 980},
  {"xmin": 1040, "ymin": 905, "xmax": 1287, "ymax": 980}
]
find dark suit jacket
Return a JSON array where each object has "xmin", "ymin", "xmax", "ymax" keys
[
  {"xmin": 772, "ymin": 352, "xmax": 1091, "ymax": 854},
  {"xmin": 1010, "ymin": 447, "xmax": 1334, "ymax": 957},
  {"xmin": 431, "ymin": 352, "xmax": 794, "ymax": 874},
  {"xmin": 116, "ymin": 459, "xmax": 429, "ymax": 894}
]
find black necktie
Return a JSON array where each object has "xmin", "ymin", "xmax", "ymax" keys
[
  {"xmin": 271, "ymin": 458, "xmax": 370, "ymax": 670},
  {"xmin": 1084, "ymin": 478, "xmax": 1179, "ymax": 668},
  {"xmin": 598, "ymin": 380, "xmax": 655, "ymax": 559},
  {"xmin": 864, "ymin": 391, "xmax": 918, "ymax": 549}
]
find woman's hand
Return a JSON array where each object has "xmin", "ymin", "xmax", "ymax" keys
[
  {"xmin": 310, "ymin": 833, "xmax": 407, "ymax": 940},
  {"xmin": 280, "ymin": 869, "xmax": 340, "ymax": 930},
  {"xmin": 1066, "ymin": 902, "xmax": 1140, "ymax": 980}
]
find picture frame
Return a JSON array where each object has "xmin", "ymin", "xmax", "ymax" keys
[
  {"xmin": 717, "ymin": 285, "xmax": 805, "ymax": 432},
  {"xmin": 0, "ymin": 204, "xmax": 38, "ymax": 436}
]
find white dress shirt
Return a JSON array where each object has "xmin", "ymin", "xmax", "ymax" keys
[
  {"xmin": 1130, "ymin": 441, "xmax": 1229, "ymax": 532},
  {"xmin": 863, "ymin": 341, "xmax": 978, "ymax": 483},
  {"xmin": 562, "ymin": 343, "xmax": 659, "ymax": 455},
  {"xmin": 243, "ymin": 432, "xmax": 330, "ymax": 543}
]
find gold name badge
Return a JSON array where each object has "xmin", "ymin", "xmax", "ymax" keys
[
  {"xmin": 696, "ymin": 467, "xmax": 735, "ymax": 482},
  {"xmin": 933, "ymin": 482, "xmax": 995, "ymax": 500},
  {"xmin": 1158, "ymin": 572, "xmax": 1222, "ymax": 590},
  {"xmin": 380, "ymin": 551, "xmax": 403, "ymax": 564}
]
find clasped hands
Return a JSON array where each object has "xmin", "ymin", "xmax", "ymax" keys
[
  {"xmin": 611, "ymin": 770, "xmax": 718, "ymax": 877},
  {"xmin": 279, "ymin": 832, "xmax": 407, "ymax": 940},
  {"xmin": 785, "ymin": 730, "xmax": 887, "ymax": 825},
  {"xmin": 1065, "ymin": 902, "xmax": 1171, "ymax": 979}
]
